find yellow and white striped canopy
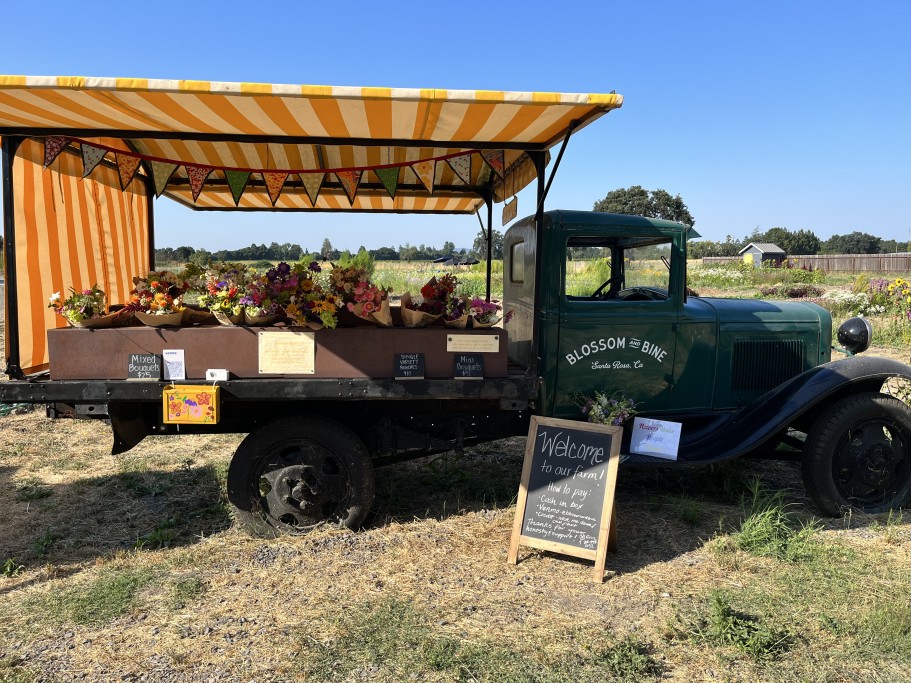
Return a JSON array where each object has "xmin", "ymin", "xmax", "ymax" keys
[{"xmin": 0, "ymin": 76, "xmax": 623, "ymax": 213}]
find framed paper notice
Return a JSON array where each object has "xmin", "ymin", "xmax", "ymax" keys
[{"xmin": 258, "ymin": 330, "xmax": 315, "ymax": 374}]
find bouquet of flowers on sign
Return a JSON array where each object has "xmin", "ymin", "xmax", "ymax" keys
[
  {"xmin": 328, "ymin": 264, "xmax": 392, "ymax": 326},
  {"xmin": 284, "ymin": 261, "xmax": 339, "ymax": 329},
  {"xmin": 48, "ymin": 284, "xmax": 117, "ymax": 327},
  {"xmin": 401, "ymin": 273, "xmax": 460, "ymax": 327},
  {"xmin": 126, "ymin": 271, "xmax": 188, "ymax": 325},
  {"xmin": 576, "ymin": 390, "xmax": 638, "ymax": 427},
  {"xmin": 198, "ymin": 263, "xmax": 248, "ymax": 325}
]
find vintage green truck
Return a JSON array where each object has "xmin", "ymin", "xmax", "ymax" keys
[{"xmin": 1, "ymin": 76, "xmax": 909, "ymax": 537}]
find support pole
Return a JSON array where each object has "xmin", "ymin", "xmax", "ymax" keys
[
  {"xmin": 527, "ymin": 151, "xmax": 547, "ymax": 377},
  {"xmin": 485, "ymin": 194, "xmax": 493, "ymax": 301},
  {"xmin": 2, "ymin": 136, "xmax": 24, "ymax": 379},
  {"xmin": 144, "ymin": 173, "xmax": 155, "ymax": 271}
]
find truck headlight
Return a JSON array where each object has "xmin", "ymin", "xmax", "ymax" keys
[{"xmin": 837, "ymin": 316, "xmax": 872, "ymax": 355}]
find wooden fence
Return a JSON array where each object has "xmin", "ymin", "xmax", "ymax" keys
[{"xmin": 701, "ymin": 254, "xmax": 911, "ymax": 272}]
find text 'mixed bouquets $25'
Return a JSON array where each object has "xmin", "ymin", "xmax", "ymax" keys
[{"xmin": 328, "ymin": 264, "xmax": 392, "ymax": 326}]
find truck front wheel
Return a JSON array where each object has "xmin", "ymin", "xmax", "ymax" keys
[
  {"xmin": 802, "ymin": 392, "xmax": 911, "ymax": 516},
  {"xmin": 227, "ymin": 416, "xmax": 375, "ymax": 537}
]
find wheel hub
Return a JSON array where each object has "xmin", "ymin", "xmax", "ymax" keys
[{"xmin": 259, "ymin": 457, "xmax": 347, "ymax": 530}]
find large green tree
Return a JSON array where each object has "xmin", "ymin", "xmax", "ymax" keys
[
  {"xmin": 593, "ymin": 185, "xmax": 695, "ymax": 226},
  {"xmin": 471, "ymin": 228, "xmax": 504, "ymax": 260},
  {"xmin": 750, "ymin": 227, "xmax": 821, "ymax": 255},
  {"xmin": 822, "ymin": 231, "xmax": 882, "ymax": 254}
]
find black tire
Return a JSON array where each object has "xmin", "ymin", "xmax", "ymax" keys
[
  {"xmin": 802, "ymin": 392, "xmax": 911, "ymax": 516},
  {"xmin": 227, "ymin": 416, "xmax": 375, "ymax": 537}
]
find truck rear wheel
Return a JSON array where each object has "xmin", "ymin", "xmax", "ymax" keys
[
  {"xmin": 227, "ymin": 416, "xmax": 375, "ymax": 537},
  {"xmin": 802, "ymin": 392, "xmax": 911, "ymax": 516}
]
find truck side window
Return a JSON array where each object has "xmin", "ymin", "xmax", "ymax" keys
[
  {"xmin": 510, "ymin": 241, "xmax": 525, "ymax": 283},
  {"xmin": 565, "ymin": 237, "xmax": 672, "ymax": 301}
]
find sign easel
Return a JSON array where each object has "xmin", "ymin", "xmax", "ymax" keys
[{"xmin": 508, "ymin": 416, "xmax": 621, "ymax": 582}]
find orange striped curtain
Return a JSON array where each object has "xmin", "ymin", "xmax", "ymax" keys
[{"xmin": 9, "ymin": 138, "xmax": 149, "ymax": 374}]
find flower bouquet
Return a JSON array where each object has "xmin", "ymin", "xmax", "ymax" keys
[
  {"xmin": 240, "ymin": 261, "xmax": 300, "ymax": 325},
  {"xmin": 401, "ymin": 273, "xmax": 459, "ymax": 328},
  {"xmin": 284, "ymin": 262, "xmax": 339, "ymax": 329},
  {"xmin": 329, "ymin": 264, "xmax": 392, "ymax": 327},
  {"xmin": 198, "ymin": 264, "xmax": 247, "ymax": 325},
  {"xmin": 467, "ymin": 297, "xmax": 510, "ymax": 328},
  {"xmin": 442, "ymin": 295, "xmax": 470, "ymax": 328},
  {"xmin": 127, "ymin": 271, "xmax": 187, "ymax": 326},
  {"xmin": 48, "ymin": 285, "xmax": 119, "ymax": 328},
  {"xmin": 577, "ymin": 390, "xmax": 638, "ymax": 427}
]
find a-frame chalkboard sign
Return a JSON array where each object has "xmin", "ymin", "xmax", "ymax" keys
[{"xmin": 508, "ymin": 416, "xmax": 621, "ymax": 582}]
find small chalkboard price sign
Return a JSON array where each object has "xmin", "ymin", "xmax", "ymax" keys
[
  {"xmin": 508, "ymin": 416, "xmax": 621, "ymax": 582},
  {"xmin": 126, "ymin": 353, "xmax": 161, "ymax": 381},
  {"xmin": 453, "ymin": 353, "xmax": 484, "ymax": 379},
  {"xmin": 395, "ymin": 353, "xmax": 425, "ymax": 380}
]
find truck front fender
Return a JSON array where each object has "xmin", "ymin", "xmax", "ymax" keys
[{"xmin": 668, "ymin": 355, "xmax": 911, "ymax": 464}]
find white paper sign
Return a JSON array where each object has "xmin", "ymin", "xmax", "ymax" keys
[
  {"xmin": 162, "ymin": 349, "xmax": 186, "ymax": 381},
  {"xmin": 629, "ymin": 417, "xmax": 681, "ymax": 460}
]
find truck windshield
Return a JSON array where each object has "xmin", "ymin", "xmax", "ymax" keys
[{"xmin": 565, "ymin": 237, "xmax": 672, "ymax": 300}]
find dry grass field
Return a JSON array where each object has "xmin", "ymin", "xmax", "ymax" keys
[{"xmin": 1, "ymin": 290, "xmax": 910, "ymax": 682}]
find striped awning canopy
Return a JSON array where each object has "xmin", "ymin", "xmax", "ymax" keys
[{"xmin": 0, "ymin": 76, "xmax": 623, "ymax": 213}]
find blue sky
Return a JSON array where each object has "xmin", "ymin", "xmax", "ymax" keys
[{"xmin": 2, "ymin": 0, "xmax": 909, "ymax": 251}]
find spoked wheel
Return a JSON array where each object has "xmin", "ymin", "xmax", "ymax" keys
[
  {"xmin": 802, "ymin": 392, "xmax": 911, "ymax": 516},
  {"xmin": 227, "ymin": 416, "xmax": 374, "ymax": 537}
]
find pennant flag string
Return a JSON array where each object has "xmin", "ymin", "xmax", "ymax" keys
[
  {"xmin": 374, "ymin": 167, "xmax": 399, "ymax": 200},
  {"xmin": 185, "ymin": 164, "xmax": 214, "ymax": 202},
  {"xmin": 335, "ymin": 170, "xmax": 363, "ymax": 204},
  {"xmin": 447, "ymin": 153, "xmax": 472, "ymax": 185},
  {"xmin": 115, "ymin": 153, "xmax": 142, "ymax": 191},
  {"xmin": 262, "ymin": 172, "xmax": 289, "ymax": 206},
  {"xmin": 411, "ymin": 160, "xmax": 436, "ymax": 194},
  {"xmin": 40, "ymin": 135, "xmax": 502, "ymax": 177},
  {"xmin": 151, "ymin": 161, "xmax": 179, "ymax": 198},
  {"xmin": 43, "ymin": 136, "xmax": 68, "ymax": 168},
  {"xmin": 299, "ymin": 172, "xmax": 324, "ymax": 206},
  {"xmin": 80, "ymin": 144, "xmax": 107, "ymax": 178},
  {"xmin": 225, "ymin": 170, "xmax": 251, "ymax": 206}
]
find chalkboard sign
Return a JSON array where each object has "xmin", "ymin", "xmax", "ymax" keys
[
  {"xmin": 395, "ymin": 353, "xmax": 425, "ymax": 380},
  {"xmin": 127, "ymin": 353, "xmax": 161, "ymax": 381},
  {"xmin": 508, "ymin": 416, "xmax": 621, "ymax": 582},
  {"xmin": 453, "ymin": 353, "xmax": 484, "ymax": 379}
]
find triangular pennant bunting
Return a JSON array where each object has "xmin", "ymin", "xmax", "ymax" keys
[
  {"xmin": 151, "ymin": 161, "xmax": 179, "ymax": 197},
  {"xmin": 374, "ymin": 167, "xmax": 399, "ymax": 200},
  {"xmin": 115, "ymin": 153, "xmax": 142, "ymax": 191},
  {"xmin": 335, "ymin": 170, "xmax": 363, "ymax": 204},
  {"xmin": 185, "ymin": 164, "xmax": 214, "ymax": 202},
  {"xmin": 481, "ymin": 150, "xmax": 505, "ymax": 180},
  {"xmin": 225, "ymin": 170, "xmax": 251, "ymax": 206},
  {"xmin": 477, "ymin": 163, "xmax": 492, "ymax": 186},
  {"xmin": 262, "ymin": 172, "xmax": 289, "ymax": 206},
  {"xmin": 43, "ymin": 136, "xmax": 68, "ymax": 168},
  {"xmin": 299, "ymin": 173, "xmax": 324, "ymax": 206},
  {"xmin": 411, "ymin": 160, "xmax": 436, "ymax": 193},
  {"xmin": 447, "ymin": 154, "xmax": 472, "ymax": 185},
  {"xmin": 81, "ymin": 144, "xmax": 107, "ymax": 178}
]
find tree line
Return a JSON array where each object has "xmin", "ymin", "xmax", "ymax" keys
[{"xmin": 594, "ymin": 186, "xmax": 908, "ymax": 257}]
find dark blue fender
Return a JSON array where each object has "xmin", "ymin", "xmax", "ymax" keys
[{"xmin": 629, "ymin": 356, "xmax": 911, "ymax": 465}]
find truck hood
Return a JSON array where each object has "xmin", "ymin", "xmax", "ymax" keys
[{"xmin": 690, "ymin": 297, "xmax": 829, "ymax": 325}]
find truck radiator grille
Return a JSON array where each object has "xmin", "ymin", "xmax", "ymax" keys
[{"xmin": 731, "ymin": 339, "xmax": 806, "ymax": 392}]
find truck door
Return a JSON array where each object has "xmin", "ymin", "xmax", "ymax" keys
[{"xmin": 548, "ymin": 235, "xmax": 679, "ymax": 419}]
